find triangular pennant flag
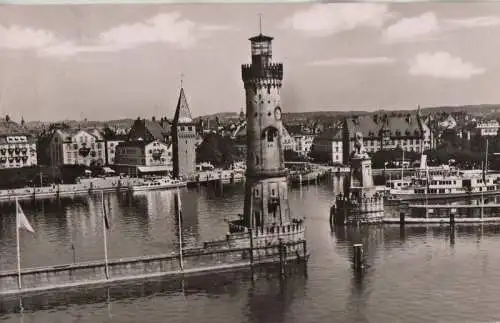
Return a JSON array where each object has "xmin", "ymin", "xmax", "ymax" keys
[{"xmin": 17, "ymin": 201, "xmax": 34, "ymax": 233}]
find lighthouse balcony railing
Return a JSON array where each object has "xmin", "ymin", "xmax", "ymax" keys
[
  {"xmin": 253, "ymin": 221, "xmax": 304, "ymax": 238},
  {"xmin": 241, "ymin": 63, "xmax": 283, "ymax": 80}
]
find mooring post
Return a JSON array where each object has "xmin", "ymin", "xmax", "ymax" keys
[
  {"xmin": 399, "ymin": 212, "xmax": 405, "ymax": 227},
  {"xmin": 249, "ymin": 228, "xmax": 254, "ymax": 267},
  {"xmin": 71, "ymin": 244, "xmax": 76, "ymax": 263},
  {"xmin": 279, "ymin": 239, "xmax": 285, "ymax": 277},
  {"xmin": 353, "ymin": 243, "xmax": 364, "ymax": 271},
  {"xmin": 450, "ymin": 209, "xmax": 456, "ymax": 226}
]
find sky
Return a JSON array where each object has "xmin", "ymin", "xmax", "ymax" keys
[{"xmin": 1, "ymin": 3, "xmax": 500, "ymax": 122}]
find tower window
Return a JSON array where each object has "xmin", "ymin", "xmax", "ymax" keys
[
  {"xmin": 254, "ymin": 112, "xmax": 258, "ymax": 117},
  {"xmin": 267, "ymin": 86, "xmax": 270, "ymax": 95},
  {"xmin": 255, "ymin": 154, "xmax": 259, "ymax": 164},
  {"xmin": 267, "ymin": 112, "xmax": 271, "ymax": 117},
  {"xmin": 271, "ymin": 189, "xmax": 275, "ymax": 196},
  {"xmin": 188, "ymin": 126, "xmax": 192, "ymax": 131},
  {"xmin": 259, "ymin": 94, "xmax": 262, "ymax": 100}
]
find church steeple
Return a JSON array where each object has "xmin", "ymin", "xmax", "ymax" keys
[
  {"xmin": 173, "ymin": 87, "xmax": 193, "ymax": 124},
  {"xmin": 171, "ymin": 85, "xmax": 196, "ymax": 180}
]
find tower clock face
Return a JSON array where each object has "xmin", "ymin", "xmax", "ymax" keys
[{"xmin": 274, "ymin": 107, "xmax": 282, "ymax": 121}]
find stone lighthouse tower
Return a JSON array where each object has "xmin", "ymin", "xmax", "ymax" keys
[{"xmin": 241, "ymin": 32, "xmax": 299, "ymax": 231}]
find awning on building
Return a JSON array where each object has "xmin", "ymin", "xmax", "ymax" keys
[
  {"xmin": 137, "ymin": 165, "xmax": 172, "ymax": 173},
  {"xmin": 103, "ymin": 167, "xmax": 115, "ymax": 174}
]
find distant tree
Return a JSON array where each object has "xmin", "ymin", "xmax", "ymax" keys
[
  {"xmin": 196, "ymin": 133, "xmax": 243, "ymax": 169},
  {"xmin": 284, "ymin": 149, "xmax": 308, "ymax": 162}
]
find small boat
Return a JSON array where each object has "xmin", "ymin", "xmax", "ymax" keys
[{"xmin": 131, "ymin": 177, "xmax": 187, "ymax": 192}]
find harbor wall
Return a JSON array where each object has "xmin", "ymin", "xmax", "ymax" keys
[{"xmin": 0, "ymin": 241, "xmax": 306, "ymax": 296}]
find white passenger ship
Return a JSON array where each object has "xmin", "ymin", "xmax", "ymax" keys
[
  {"xmin": 386, "ymin": 155, "xmax": 500, "ymax": 202},
  {"xmin": 131, "ymin": 177, "xmax": 187, "ymax": 192}
]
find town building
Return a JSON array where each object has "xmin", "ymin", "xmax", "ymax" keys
[
  {"xmin": 475, "ymin": 119, "xmax": 499, "ymax": 137},
  {"xmin": 41, "ymin": 128, "xmax": 106, "ymax": 167},
  {"xmin": 101, "ymin": 127, "xmax": 128, "ymax": 165},
  {"xmin": 342, "ymin": 111, "xmax": 428, "ymax": 164},
  {"xmin": 113, "ymin": 117, "xmax": 172, "ymax": 176},
  {"xmin": 113, "ymin": 139, "xmax": 172, "ymax": 176},
  {"xmin": 285, "ymin": 124, "xmax": 317, "ymax": 156},
  {"xmin": 0, "ymin": 116, "xmax": 38, "ymax": 169},
  {"xmin": 310, "ymin": 127, "xmax": 343, "ymax": 164},
  {"xmin": 171, "ymin": 87, "xmax": 197, "ymax": 180}
]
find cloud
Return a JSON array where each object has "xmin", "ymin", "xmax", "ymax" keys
[
  {"xmin": 408, "ymin": 51, "xmax": 485, "ymax": 80},
  {"xmin": 308, "ymin": 56, "xmax": 395, "ymax": 66},
  {"xmin": 383, "ymin": 12, "xmax": 439, "ymax": 43},
  {"xmin": 281, "ymin": 3, "xmax": 392, "ymax": 37},
  {"xmin": 1, "ymin": 12, "xmax": 234, "ymax": 58},
  {"xmin": 444, "ymin": 16, "xmax": 500, "ymax": 28},
  {"xmin": 0, "ymin": 25, "xmax": 58, "ymax": 49},
  {"xmin": 383, "ymin": 13, "xmax": 500, "ymax": 43}
]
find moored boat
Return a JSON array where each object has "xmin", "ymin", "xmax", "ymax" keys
[{"xmin": 131, "ymin": 177, "xmax": 186, "ymax": 192}]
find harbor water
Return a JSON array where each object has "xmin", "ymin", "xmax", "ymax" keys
[{"xmin": 1, "ymin": 176, "xmax": 500, "ymax": 322}]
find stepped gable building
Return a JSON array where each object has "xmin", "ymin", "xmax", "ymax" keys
[
  {"xmin": 342, "ymin": 110, "xmax": 430, "ymax": 164},
  {"xmin": 0, "ymin": 115, "xmax": 38, "ymax": 169},
  {"xmin": 113, "ymin": 117, "xmax": 172, "ymax": 176},
  {"xmin": 171, "ymin": 87, "xmax": 197, "ymax": 180}
]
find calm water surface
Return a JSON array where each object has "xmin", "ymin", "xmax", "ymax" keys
[{"xmin": 1, "ymin": 176, "xmax": 500, "ymax": 322}]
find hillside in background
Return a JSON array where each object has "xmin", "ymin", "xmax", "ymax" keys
[{"xmin": 20, "ymin": 104, "xmax": 500, "ymax": 131}]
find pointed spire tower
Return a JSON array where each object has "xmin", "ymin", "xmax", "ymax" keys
[{"xmin": 172, "ymin": 84, "xmax": 197, "ymax": 180}]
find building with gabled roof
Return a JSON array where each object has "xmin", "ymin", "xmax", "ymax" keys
[
  {"xmin": 127, "ymin": 117, "xmax": 171, "ymax": 143},
  {"xmin": 310, "ymin": 127, "xmax": 343, "ymax": 164},
  {"xmin": 171, "ymin": 87, "xmax": 197, "ymax": 179},
  {"xmin": 342, "ymin": 110, "xmax": 431, "ymax": 164},
  {"xmin": 0, "ymin": 116, "xmax": 38, "ymax": 169},
  {"xmin": 38, "ymin": 128, "xmax": 106, "ymax": 167},
  {"xmin": 113, "ymin": 139, "xmax": 172, "ymax": 177}
]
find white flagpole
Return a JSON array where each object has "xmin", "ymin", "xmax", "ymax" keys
[
  {"xmin": 101, "ymin": 191, "xmax": 109, "ymax": 279},
  {"xmin": 16, "ymin": 197, "xmax": 22, "ymax": 289},
  {"xmin": 177, "ymin": 188, "xmax": 184, "ymax": 270}
]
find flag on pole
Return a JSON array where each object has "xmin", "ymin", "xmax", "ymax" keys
[
  {"xmin": 102, "ymin": 196, "xmax": 110, "ymax": 230},
  {"xmin": 177, "ymin": 191, "xmax": 182, "ymax": 216},
  {"xmin": 16, "ymin": 201, "xmax": 34, "ymax": 233}
]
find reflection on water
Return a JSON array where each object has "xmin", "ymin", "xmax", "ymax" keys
[{"xmin": 2, "ymin": 177, "xmax": 500, "ymax": 322}]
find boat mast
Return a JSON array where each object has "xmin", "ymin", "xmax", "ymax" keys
[{"xmin": 401, "ymin": 149, "xmax": 405, "ymax": 181}]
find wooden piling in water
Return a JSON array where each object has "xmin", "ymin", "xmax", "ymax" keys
[
  {"xmin": 279, "ymin": 239, "xmax": 286, "ymax": 277},
  {"xmin": 353, "ymin": 243, "xmax": 364, "ymax": 271},
  {"xmin": 450, "ymin": 209, "xmax": 456, "ymax": 226},
  {"xmin": 399, "ymin": 212, "xmax": 405, "ymax": 227}
]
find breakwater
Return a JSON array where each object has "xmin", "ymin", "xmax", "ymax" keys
[{"xmin": 0, "ymin": 238, "xmax": 307, "ymax": 296}]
